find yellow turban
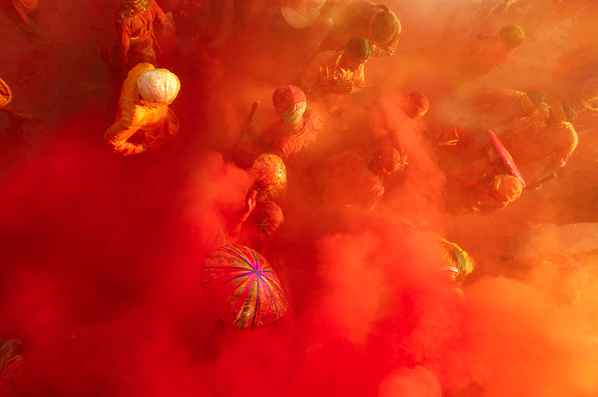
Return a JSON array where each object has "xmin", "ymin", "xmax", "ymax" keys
[
  {"xmin": 519, "ymin": 93, "xmax": 539, "ymax": 117},
  {"xmin": 549, "ymin": 102, "xmax": 570, "ymax": 127}
]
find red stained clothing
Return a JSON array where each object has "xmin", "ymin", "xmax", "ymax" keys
[
  {"xmin": 118, "ymin": 0, "xmax": 166, "ymax": 68},
  {"xmin": 0, "ymin": 78, "xmax": 13, "ymax": 111},
  {"xmin": 322, "ymin": 151, "xmax": 384, "ymax": 210},
  {"xmin": 258, "ymin": 109, "xmax": 323, "ymax": 162},
  {"xmin": 0, "ymin": 0, "xmax": 38, "ymax": 24},
  {"xmin": 325, "ymin": 1, "xmax": 399, "ymax": 57},
  {"xmin": 104, "ymin": 63, "xmax": 180, "ymax": 156}
]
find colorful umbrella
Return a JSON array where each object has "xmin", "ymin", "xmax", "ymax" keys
[
  {"xmin": 486, "ymin": 129, "xmax": 526, "ymax": 187},
  {"xmin": 201, "ymin": 244, "xmax": 288, "ymax": 330}
]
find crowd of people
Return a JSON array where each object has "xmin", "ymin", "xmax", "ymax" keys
[{"xmin": 2, "ymin": 0, "xmax": 598, "ymax": 395}]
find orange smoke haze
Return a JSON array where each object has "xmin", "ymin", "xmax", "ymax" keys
[{"xmin": 1, "ymin": 0, "xmax": 598, "ymax": 396}]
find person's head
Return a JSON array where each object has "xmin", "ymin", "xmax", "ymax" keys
[
  {"xmin": 250, "ymin": 154, "xmax": 287, "ymax": 202},
  {"xmin": 272, "ymin": 85, "xmax": 307, "ymax": 124},
  {"xmin": 517, "ymin": 90, "xmax": 546, "ymax": 117},
  {"xmin": 137, "ymin": 68, "xmax": 181, "ymax": 107},
  {"xmin": 253, "ymin": 201, "xmax": 284, "ymax": 239},
  {"xmin": 370, "ymin": 10, "xmax": 401, "ymax": 44},
  {"xmin": 549, "ymin": 100, "xmax": 579, "ymax": 125},
  {"xmin": 499, "ymin": 25, "xmax": 525, "ymax": 49},
  {"xmin": 342, "ymin": 36, "xmax": 372, "ymax": 70},
  {"xmin": 489, "ymin": 174, "xmax": 524, "ymax": 203},
  {"xmin": 117, "ymin": 0, "xmax": 150, "ymax": 20},
  {"xmin": 438, "ymin": 126, "xmax": 469, "ymax": 153},
  {"xmin": 369, "ymin": 145, "xmax": 406, "ymax": 176},
  {"xmin": 403, "ymin": 92, "xmax": 430, "ymax": 119}
]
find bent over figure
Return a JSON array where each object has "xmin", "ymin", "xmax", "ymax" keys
[{"xmin": 105, "ymin": 62, "xmax": 180, "ymax": 156}]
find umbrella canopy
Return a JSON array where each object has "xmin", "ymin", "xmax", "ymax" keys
[
  {"xmin": 486, "ymin": 129, "xmax": 526, "ymax": 187},
  {"xmin": 201, "ymin": 244, "xmax": 289, "ymax": 330}
]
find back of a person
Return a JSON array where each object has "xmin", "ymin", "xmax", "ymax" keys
[
  {"xmin": 510, "ymin": 122, "xmax": 576, "ymax": 165},
  {"xmin": 120, "ymin": 0, "xmax": 162, "ymax": 39}
]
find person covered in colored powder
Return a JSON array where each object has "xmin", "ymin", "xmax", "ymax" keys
[
  {"xmin": 225, "ymin": 154, "xmax": 287, "ymax": 253},
  {"xmin": 227, "ymin": 190, "xmax": 284, "ymax": 254},
  {"xmin": 115, "ymin": 0, "xmax": 166, "ymax": 70},
  {"xmin": 0, "ymin": 0, "xmax": 48, "ymax": 45},
  {"xmin": 320, "ymin": 1, "xmax": 400, "ymax": 57},
  {"xmin": 402, "ymin": 92, "xmax": 430, "ymax": 119},
  {"xmin": 243, "ymin": 85, "xmax": 323, "ymax": 163},
  {"xmin": 469, "ymin": 88, "xmax": 549, "ymax": 128},
  {"xmin": 459, "ymin": 25, "xmax": 525, "ymax": 80},
  {"xmin": 0, "ymin": 78, "xmax": 32, "ymax": 121},
  {"xmin": 501, "ymin": 100, "xmax": 579, "ymax": 189},
  {"xmin": 104, "ymin": 62, "xmax": 180, "ymax": 156},
  {"xmin": 320, "ymin": 145, "xmax": 406, "ymax": 210},
  {"xmin": 445, "ymin": 130, "xmax": 525, "ymax": 215},
  {"xmin": 299, "ymin": 36, "xmax": 371, "ymax": 120}
]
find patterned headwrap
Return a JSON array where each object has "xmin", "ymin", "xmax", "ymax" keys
[
  {"xmin": 137, "ymin": 68, "xmax": 181, "ymax": 105},
  {"xmin": 519, "ymin": 93, "xmax": 539, "ymax": 117},
  {"xmin": 490, "ymin": 174, "xmax": 524, "ymax": 203},
  {"xmin": 272, "ymin": 85, "xmax": 306, "ymax": 118},
  {"xmin": 117, "ymin": 0, "xmax": 151, "ymax": 21},
  {"xmin": 549, "ymin": 101, "xmax": 570, "ymax": 127},
  {"xmin": 250, "ymin": 154, "xmax": 287, "ymax": 202},
  {"xmin": 253, "ymin": 201, "xmax": 284, "ymax": 238}
]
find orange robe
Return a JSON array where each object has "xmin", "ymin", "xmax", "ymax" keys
[
  {"xmin": 0, "ymin": 78, "xmax": 13, "ymax": 111},
  {"xmin": 299, "ymin": 50, "xmax": 366, "ymax": 118},
  {"xmin": 118, "ymin": 0, "xmax": 165, "ymax": 68},
  {"xmin": 324, "ymin": 1, "xmax": 400, "ymax": 57},
  {"xmin": 104, "ymin": 63, "xmax": 180, "ymax": 156},
  {"xmin": 506, "ymin": 122, "xmax": 578, "ymax": 168},
  {"xmin": 258, "ymin": 109, "xmax": 323, "ymax": 162}
]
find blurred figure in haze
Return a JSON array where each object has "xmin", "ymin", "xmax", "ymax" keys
[
  {"xmin": 402, "ymin": 92, "xmax": 430, "ymax": 119},
  {"xmin": 0, "ymin": 0, "xmax": 48, "ymax": 45},
  {"xmin": 105, "ymin": 63, "xmax": 180, "ymax": 156},
  {"xmin": 227, "ymin": 190, "xmax": 284, "ymax": 254},
  {"xmin": 320, "ymin": 145, "xmax": 406, "ymax": 210},
  {"xmin": 469, "ymin": 88, "xmax": 549, "ymax": 129},
  {"xmin": 114, "ymin": 0, "xmax": 166, "ymax": 70},
  {"xmin": 500, "ymin": 100, "xmax": 579, "ymax": 189},
  {"xmin": 0, "ymin": 338, "xmax": 24, "ymax": 391},
  {"xmin": 559, "ymin": 59, "xmax": 598, "ymax": 113},
  {"xmin": 459, "ymin": 25, "xmax": 525, "ymax": 80},
  {"xmin": 320, "ymin": 1, "xmax": 401, "ymax": 57},
  {"xmin": 0, "ymin": 78, "xmax": 33, "ymax": 121},
  {"xmin": 243, "ymin": 85, "xmax": 323, "ymax": 163},
  {"xmin": 300, "ymin": 36, "xmax": 371, "ymax": 121}
]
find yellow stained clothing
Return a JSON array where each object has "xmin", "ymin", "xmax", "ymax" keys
[
  {"xmin": 104, "ymin": 63, "xmax": 180, "ymax": 156},
  {"xmin": 0, "ymin": 78, "xmax": 13, "ymax": 111},
  {"xmin": 470, "ymin": 88, "xmax": 548, "ymax": 127},
  {"xmin": 507, "ymin": 122, "xmax": 578, "ymax": 168},
  {"xmin": 299, "ymin": 50, "xmax": 365, "ymax": 118}
]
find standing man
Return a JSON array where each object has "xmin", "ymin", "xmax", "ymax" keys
[{"xmin": 116, "ymin": 0, "xmax": 166, "ymax": 70}]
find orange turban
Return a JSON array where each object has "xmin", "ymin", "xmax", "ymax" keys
[{"xmin": 490, "ymin": 174, "xmax": 524, "ymax": 203}]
